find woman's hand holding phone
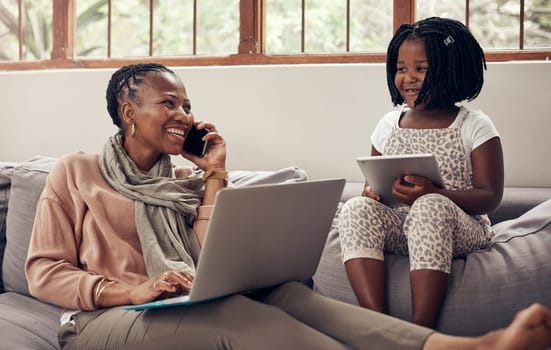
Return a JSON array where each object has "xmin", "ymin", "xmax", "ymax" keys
[
  {"xmin": 182, "ymin": 125, "xmax": 209, "ymax": 157},
  {"xmin": 181, "ymin": 121, "xmax": 227, "ymax": 172}
]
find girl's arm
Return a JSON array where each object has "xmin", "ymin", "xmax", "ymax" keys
[
  {"xmin": 396, "ymin": 137, "xmax": 504, "ymax": 215},
  {"xmin": 443, "ymin": 136, "xmax": 504, "ymax": 215}
]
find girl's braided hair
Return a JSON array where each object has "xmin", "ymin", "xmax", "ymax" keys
[
  {"xmin": 386, "ymin": 16, "xmax": 487, "ymax": 109},
  {"xmin": 106, "ymin": 63, "xmax": 175, "ymax": 128}
]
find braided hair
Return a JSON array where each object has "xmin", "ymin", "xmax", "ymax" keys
[
  {"xmin": 386, "ymin": 16, "xmax": 486, "ymax": 109},
  {"xmin": 106, "ymin": 63, "xmax": 176, "ymax": 129}
]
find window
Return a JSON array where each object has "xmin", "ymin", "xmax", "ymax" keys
[
  {"xmin": 75, "ymin": 0, "xmax": 240, "ymax": 58},
  {"xmin": 0, "ymin": 0, "xmax": 549, "ymax": 71},
  {"xmin": 264, "ymin": 0, "xmax": 393, "ymax": 54},
  {"xmin": 0, "ymin": 0, "xmax": 52, "ymax": 61},
  {"xmin": 417, "ymin": 0, "xmax": 551, "ymax": 50}
]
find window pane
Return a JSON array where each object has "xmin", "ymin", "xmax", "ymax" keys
[
  {"xmin": 76, "ymin": 0, "xmax": 239, "ymax": 58},
  {"xmin": 267, "ymin": 0, "xmax": 393, "ymax": 54},
  {"xmin": 196, "ymin": 0, "xmax": 239, "ymax": 56},
  {"xmin": 76, "ymin": 0, "xmax": 108, "ymax": 58},
  {"xmin": 111, "ymin": 0, "xmax": 149, "ymax": 57},
  {"xmin": 350, "ymin": 0, "xmax": 392, "ymax": 52},
  {"xmin": 416, "ymin": 0, "xmax": 465, "ymax": 22},
  {"xmin": 304, "ymin": 0, "xmax": 346, "ymax": 53},
  {"xmin": 23, "ymin": 0, "xmax": 52, "ymax": 60},
  {"xmin": 153, "ymin": 0, "xmax": 194, "ymax": 56},
  {"xmin": 266, "ymin": 0, "xmax": 303, "ymax": 54},
  {"xmin": 0, "ymin": 0, "xmax": 52, "ymax": 61},
  {"xmin": 0, "ymin": 0, "xmax": 20, "ymax": 61},
  {"xmin": 524, "ymin": 0, "xmax": 551, "ymax": 49},
  {"xmin": 470, "ymin": 0, "xmax": 519, "ymax": 50}
]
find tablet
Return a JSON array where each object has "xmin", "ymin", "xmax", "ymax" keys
[{"xmin": 356, "ymin": 153, "xmax": 444, "ymax": 206}]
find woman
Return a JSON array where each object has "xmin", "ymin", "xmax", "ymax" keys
[{"xmin": 25, "ymin": 63, "xmax": 551, "ymax": 349}]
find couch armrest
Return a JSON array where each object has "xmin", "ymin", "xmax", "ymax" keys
[{"xmin": 488, "ymin": 186, "xmax": 551, "ymax": 224}]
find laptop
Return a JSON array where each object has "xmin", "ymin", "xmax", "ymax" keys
[{"xmin": 123, "ymin": 178, "xmax": 345, "ymax": 310}]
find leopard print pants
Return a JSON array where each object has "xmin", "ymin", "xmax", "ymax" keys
[{"xmin": 338, "ymin": 193, "xmax": 492, "ymax": 273}]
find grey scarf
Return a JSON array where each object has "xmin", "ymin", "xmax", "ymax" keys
[{"xmin": 99, "ymin": 133, "xmax": 204, "ymax": 277}]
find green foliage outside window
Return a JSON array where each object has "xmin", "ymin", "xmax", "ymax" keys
[
  {"xmin": 0, "ymin": 0, "xmax": 51, "ymax": 60},
  {"xmin": 75, "ymin": 0, "xmax": 240, "ymax": 58}
]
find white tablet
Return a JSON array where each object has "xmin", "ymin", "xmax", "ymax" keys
[{"xmin": 356, "ymin": 153, "xmax": 444, "ymax": 206}]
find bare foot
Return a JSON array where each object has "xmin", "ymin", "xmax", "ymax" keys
[
  {"xmin": 480, "ymin": 303, "xmax": 551, "ymax": 350},
  {"xmin": 424, "ymin": 303, "xmax": 551, "ymax": 350}
]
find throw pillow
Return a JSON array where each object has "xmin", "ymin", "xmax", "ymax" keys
[
  {"xmin": 0, "ymin": 162, "xmax": 16, "ymax": 293},
  {"xmin": 3, "ymin": 156, "xmax": 57, "ymax": 295},
  {"xmin": 229, "ymin": 166, "xmax": 307, "ymax": 187}
]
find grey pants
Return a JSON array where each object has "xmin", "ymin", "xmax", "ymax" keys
[{"xmin": 59, "ymin": 281, "xmax": 432, "ymax": 350}]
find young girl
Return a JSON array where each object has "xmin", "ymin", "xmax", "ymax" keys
[{"xmin": 338, "ymin": 16, "xmax": 504, "ymax": 328}]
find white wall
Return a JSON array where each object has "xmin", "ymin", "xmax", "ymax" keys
[{"xmin": 1, "ymin": 61, "xmax": 550, "ymax": 186}]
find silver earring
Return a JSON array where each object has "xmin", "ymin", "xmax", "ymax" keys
[{"xmin": 131, "ymin": 123, "xmax": 135, "ymax": 137}]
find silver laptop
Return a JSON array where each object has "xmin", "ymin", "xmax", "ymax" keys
[{"xmin": 123, "ymin": 178, "xmax": 345, "ymax": 310}]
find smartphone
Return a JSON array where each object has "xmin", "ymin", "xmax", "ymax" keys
[{"xmin": 182, "ymin": 126, "xmax": 209, "ymax": 157}]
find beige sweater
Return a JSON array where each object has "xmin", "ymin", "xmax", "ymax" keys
[{"xmin": 25, "ymin": 152, "xmax": 211, "ymax": 311}]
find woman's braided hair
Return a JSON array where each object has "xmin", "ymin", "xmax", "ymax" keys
[
  {"xmin": 106, "ymin": 63, "xmax": 175, "ymax": 129},
  {"xmin": 386, "ymin": 16, "xmax": 487, "ymax": 109}
]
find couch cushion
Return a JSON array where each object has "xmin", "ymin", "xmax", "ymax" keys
[
  {"xmin": 488, "ymin": 186, "xmax": 551, "ymax": 224},
  {"xmin": 0, "ymin": 292, "xmax": 61, "ymax": 350},
  {"xmin": 229, "ymin": 166, "xmax": 307, "ymax": 186},
  {"xmin": 0, "ymin": 162, "xmax": 16, "ymax": 293},
  {"xmin": 3, "ymin": 156, "xmax": 57, "ymax": 295},
  {"xmin": 313, "ymin": 198, "xmax": 551, "ymax": 336}
]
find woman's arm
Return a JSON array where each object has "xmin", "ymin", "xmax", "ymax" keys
[
  {"xmin": 185, "ymin": 120, "xmax": 227, "ymax": 246},
  {"xmin": 25, "ymin": 192, "xmax": 103, "ymax": 311},
  {"xmin": 92, "ymin": 270, "xmax": 194, "ymax": 308}
]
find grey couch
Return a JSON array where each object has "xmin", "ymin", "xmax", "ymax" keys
[
  {"xmin": 1, "ymin": 156, "xmax": 550, "ymax": 349},
  {"xmin": 313, "ymin": 182, "xmax": 551, "ymax": 336}
]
